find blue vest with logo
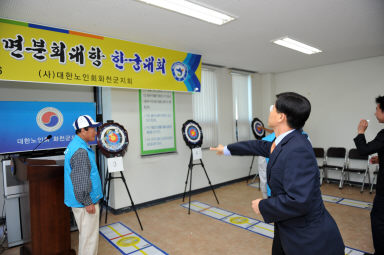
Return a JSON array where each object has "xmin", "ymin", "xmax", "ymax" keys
[{"xmin": 64, "ymin": 135, "xmax": 103, "ymax": 208}]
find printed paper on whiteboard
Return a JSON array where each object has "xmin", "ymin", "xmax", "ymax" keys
[
  {"xmin": 192, "ymin": 148, "xmax": 202, "ymax": 160},
  {"xmin": 107, "ymin": 157, "xmax": 124, "ymax": 173}
]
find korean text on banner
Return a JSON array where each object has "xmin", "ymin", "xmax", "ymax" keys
[{"xmin": 0, "ymin": 18, "xmax": 201, "ymax": 92}]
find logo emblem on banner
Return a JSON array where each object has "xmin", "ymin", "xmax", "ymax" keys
[
  {"xmin": 171, "ymin": 62, "xmax": 188, "ymax": 82},
  {"xmin": 36, "ymin": 107, "xmax": 64, "ymax": 132}
]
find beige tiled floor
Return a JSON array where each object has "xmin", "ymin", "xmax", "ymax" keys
[{"xmin": 2, "ymin": 180, "xmax": 375, "ymax": 254}]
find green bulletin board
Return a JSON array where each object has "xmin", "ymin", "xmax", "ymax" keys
[{"xmin": 139, "ymin": 90, "xmax": 176, "ymax": 155}]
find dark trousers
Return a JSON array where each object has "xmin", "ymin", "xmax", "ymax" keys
[
  {"xmin": 272, "ymin": 224, "xmax": 285, "ymax": 255},
  {"xmin": 371, "ymin": 194, "xmax": 384, "ymax": 255}
]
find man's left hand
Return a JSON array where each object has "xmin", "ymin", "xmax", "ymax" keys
[
  {"xmin": 85, "ymin": 204, "xmax": 95, "ymax": 214},
  {"xmin": 252, "ymin": 198, "xmax": 263, "ymax": 214},
  {"xmin": 357, "ymin": 119, "xmax": 368, "ymax": 134},
  {"xmin": 370, "ymin": 155, "xmax": 379, "ymax": 164}
]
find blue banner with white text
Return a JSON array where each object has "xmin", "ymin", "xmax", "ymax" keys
[{"xmin": 0, "ymin": 101, "xmax": 96, "ymax": 154}]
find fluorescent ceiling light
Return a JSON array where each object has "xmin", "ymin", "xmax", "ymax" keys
[
  {"xmin": 273, "ymin": 37, "xmax": 322, "ymax": 55},
  {"xmin": 136, "ymin": 0, "xmax": 235, "ymax": 25}
]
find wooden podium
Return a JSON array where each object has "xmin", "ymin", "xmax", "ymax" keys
[{"xmin": 14, "ymin": 157, "xmax": 76, "ymax": 255}]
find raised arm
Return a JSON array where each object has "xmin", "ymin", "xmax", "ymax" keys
[
  {"xmin": 354, "ymin": 130, "xmax": 384, "ymax": 156},
  {"xmin": 211, "ymin": 140, "xmax": 272, "ymax": 158}
]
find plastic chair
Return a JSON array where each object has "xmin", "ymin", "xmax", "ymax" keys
[
  {"xmin": 324, "ymin": 147, "xmax": 346, "ymax": 188},
  {"xmin": 370, "ymin": 165, "xmax": 379, "ymax": 194},
  {"xmin": 313, "ymin": 147, "xmax": 325, "ymax": 185},
  {"xmin": 341, "ymin": 149, "xmax": 370, "ymax": 193}
]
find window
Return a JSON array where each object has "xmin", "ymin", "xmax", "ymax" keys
[
  {"xmin": 192, "ymin": 68, "xmax": 218, "ymax": 148},
  {"xmin": 232, "ymin": 73, "xmax": 252, "ymax": 141}
]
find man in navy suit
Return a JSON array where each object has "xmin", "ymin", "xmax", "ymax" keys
[
  {"xmin": 211, "ymin": 92, "xmax": 344, "ymax": 255},
  {"xmin": 354, "ymin": 95, "xmax": 384, "ymax": 255}
]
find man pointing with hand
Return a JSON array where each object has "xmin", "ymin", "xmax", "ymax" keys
[{"xmin": 211, "ymin": 92, "xmax": 344, "ymax": 255}]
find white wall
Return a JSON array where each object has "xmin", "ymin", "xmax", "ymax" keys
[
  {"xmin": 257, "ymin": 56, "xmax": 384, "ymax": 182},
  {"xmin": 252, "ymin": 73, "xmax": 276, "ymax": 125},
  {"xmin": 105, "ymin": 69, "xmax": 257, "ymax": 209},
  {"xmin": 274, "ymin": 56, "xmax": 384, "ymax": 150},
  {"xmin": 0, "ymin": 81, "xmax": 94, "ymax": 102}
]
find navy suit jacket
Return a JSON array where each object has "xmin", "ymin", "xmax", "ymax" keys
[
  {"xmin": 354, "ymin": 129, "xmax": 384, "ymax": 196},
  {"xmin": 228, "ymin": 129, "xmax": 344, "ymax": 255}
]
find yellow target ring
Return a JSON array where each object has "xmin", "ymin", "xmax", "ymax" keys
[
  {"xmin": 230, "ymin": 216, "xmax": 249, "ymax": 224},
  {"xmin": 116, "ymin": 236, "xmax": 140, "ymax": 247}
]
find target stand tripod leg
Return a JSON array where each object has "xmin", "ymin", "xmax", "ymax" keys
[
  {"xmin": 104, "ymin": 173, "xmax": 112, "ymax": 224},
  {"xmin": 250, "ymin": 156, "xmax": 260, "ymax": 189},
  {"xmin": 200, "ymin": 159, "xmax": 219, "ymax": 204},
  {"xmin": 182, "ymin": 154, "xmax": 193, "ymax": 202},
  {"xmin": 100, "ymin": 169, "xmax": 110, "ymax": 223},
  {"xmin": 247, "ymin": 156, "xmax": 255, "ymax": 183},
  {"xmin": 188, "ymin": 162, "xmax": 193, "ymax": 215},
  {"xmin": 182, "ymin": 168, "xmax": 190, "ymax": 202},
  {"xmin": 120, "ymin": 172, "xmax": 144, "ymax": 231}
]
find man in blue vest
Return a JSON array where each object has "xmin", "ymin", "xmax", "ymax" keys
[{"xmin": 64, "ymin": 115, "xmax": 103, "ymax": 255}]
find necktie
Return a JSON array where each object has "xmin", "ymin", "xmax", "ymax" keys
[{"xmin": 270, "ymin": 141, "xmax": 276, "ymax": 153}]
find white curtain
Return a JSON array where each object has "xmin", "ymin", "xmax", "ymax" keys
[
  {"xmin": 232, "ymin": 73, "xmax": 252, "ymax": 141},
  {"xmin": 192, "ymin": 68, "xmax": 218, "ymax": 148}
]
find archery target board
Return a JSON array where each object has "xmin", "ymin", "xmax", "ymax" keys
[
  {"xmin": 251, "ymin": 118, "xmax": 265, "ymax": 140},
  {"xmin": 182, "ymin": 120, "xmax": 203, "ymax": 148},
  {"xmin": 97, "ymin": 122, "xmax": 129, "ymax": 157}
]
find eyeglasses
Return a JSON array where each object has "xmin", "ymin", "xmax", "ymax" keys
[{"xmin": 270, "ymin": 105, "xmax": 274, "ymax": 112}]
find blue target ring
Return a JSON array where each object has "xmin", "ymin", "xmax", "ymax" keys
[
  {"xmin": 187, "ymin": 126, "xmax": 199, "ymax": 140},
  {"xmin": 251, "ymin": 118, "xmax": 265, "ymax": 140},
  {"xmin": 255, "ymin": 123, "xmax": 263, "ymax": 135}
]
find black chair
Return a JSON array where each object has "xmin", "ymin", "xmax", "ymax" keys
[
  {"xmin": 341, "ymin": 149, "xmax": 370, "ymax": 192},
  {"xmin": 370, "ymin": 165, "xmax": 379, "ymax": 194},
  {"xmin": 324, "ymin": 147, "xmax": 346, "ymax": 188},
  {"xmin": 313, "ymin": 147, "xmax": 325, "ymax": 185}
]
